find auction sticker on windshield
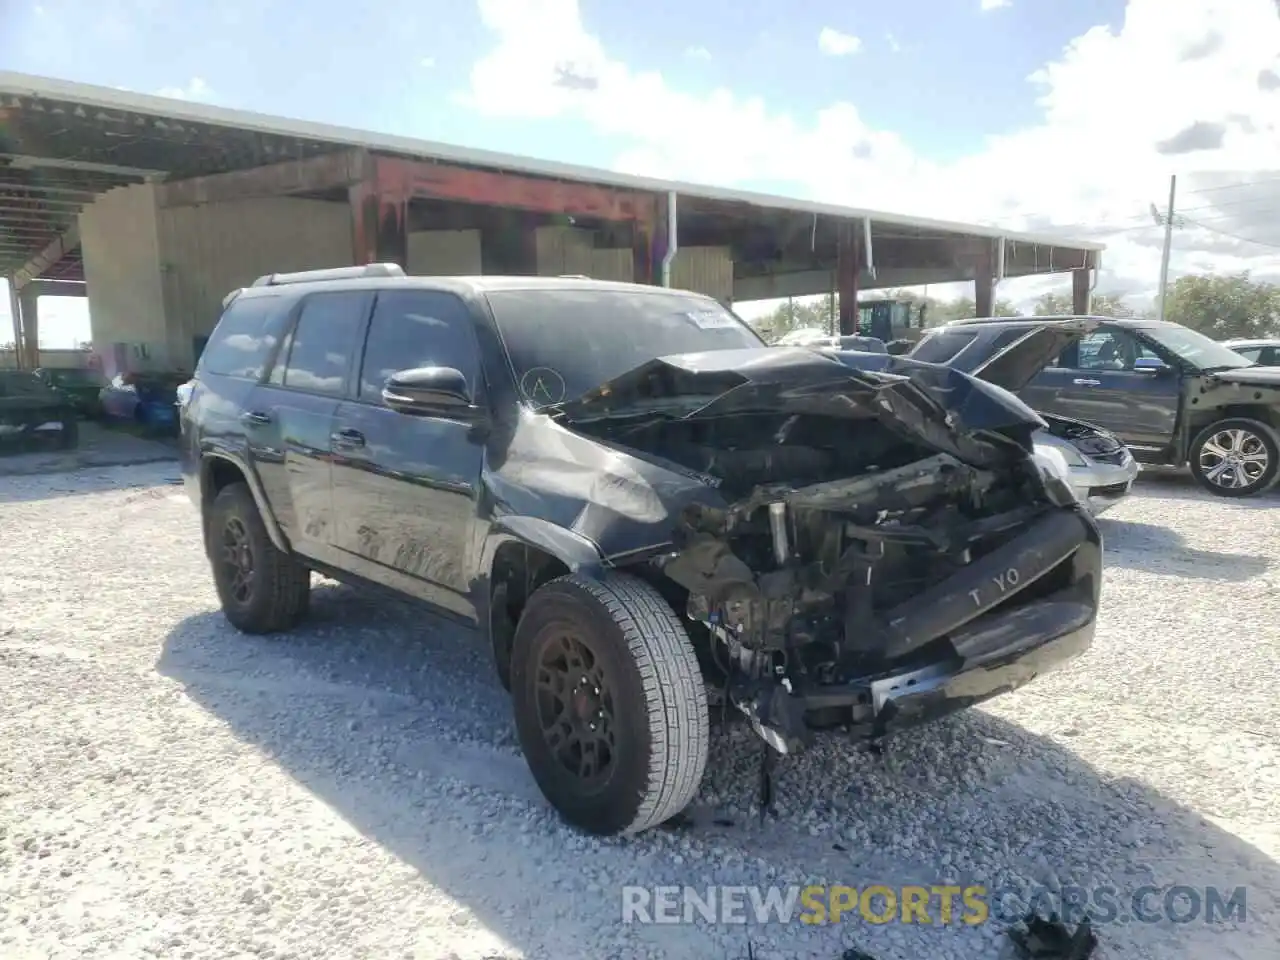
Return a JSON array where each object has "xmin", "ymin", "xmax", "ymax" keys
[
  {"xmin": 519, "ymin": 367, "xmax": 567, "ymax": 405},
  {"xmin": 687, "ymin": 309, "xmax": 740, "ymax": 330}
]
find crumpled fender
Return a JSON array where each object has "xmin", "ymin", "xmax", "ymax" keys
[{"xmin": 479, "ymin": 514, "xmax": 606, "ymax": 580}]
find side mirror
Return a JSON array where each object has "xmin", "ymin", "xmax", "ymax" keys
[
  {"xmin": 1133, "ymin": 357, "xmax": 1173, "ymax": 376},
  {"xmin": 382, "ymin": 366, "xmax": 478, "ymax": 418}
]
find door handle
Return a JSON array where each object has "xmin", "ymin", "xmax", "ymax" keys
[
  {"xmin": 1072, "ymin": 378, "xmax": 1101, "ymax": 386},
  {"xmin": 241, "ymin": 410, "xmax": 272, "ymax": 426},
  {"xmin": 331, "ymin": 428, "xmax": 365, "ymax": 448}
]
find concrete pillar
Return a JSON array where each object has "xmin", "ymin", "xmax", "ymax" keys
[
  {"xmin": 349, "ymin": 182, "xmax": 408, "ymax": 267},
  {"xmin": 7, "ymin": 279, "xmax": 23, "ymax": 369},
  {"xmin": 971, "ymin": 247, "xmax": 993, "ymax": 317},
  {"xmin": 18, "ymin": 286, "xmax": 39, "ymax": 369},
  {"xmin": 1072, "ymin": 268, "xmax": 1092, "ymax": 315},
  {"xmin": 836, "ymin": 222, "xmax": 860, "ymax": 335}
]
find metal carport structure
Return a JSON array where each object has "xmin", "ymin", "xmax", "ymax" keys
[{"xmin": 0, "ymin": 71, "xmax": 1104, "ymax": 370}]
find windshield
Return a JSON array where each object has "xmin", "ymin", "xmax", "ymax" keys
[
  {"xmin": 909, "ymin": 330, "xmax": 979, "ymax": 364},
  {"xmin": 484, "ymin": 288, "xmax": 765, "ymax": 408},
  {"xmin": 1143, "ymin": 324, "xmax": 1255, "ymax": 370}
]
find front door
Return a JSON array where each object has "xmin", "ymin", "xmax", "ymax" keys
[
  {"xmin": 247, "ymin": 289, "xmax": 372, "ymax": 565},
  {"xmin": 1020, "ymin": 326, "xmax": 1181, "ymax": 449},
  {"xmin": 330, "ymin": 288, "xmax": 487, "ymax": 620}
]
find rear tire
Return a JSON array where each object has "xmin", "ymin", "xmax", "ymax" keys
[
  {"xmin": 1189, "ymin": 417, "xmax": 1280, "ymax": 498},
  {"xmin": 511, "ymin": 572, "xmax": 709, "ymax": 836},
  {"xmin": 206, "ymin": 482, "xmax": 311, "ymax": 633}
]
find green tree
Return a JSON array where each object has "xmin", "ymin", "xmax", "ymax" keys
[
  {"xmin": 751, "ymin": 298, "xmax": 832, "ymax": 343},
  {"xmin": 1162, "ymin": 272, "xmax": 1280, "ymax": 339},
  {"xmin": 1033, "ymin": 291, "xmax": 1142, "ymax": 318}
]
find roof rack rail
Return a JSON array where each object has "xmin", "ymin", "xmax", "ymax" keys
[{"xmin": 251, "ymin": 263, "xmax": 406, "ymax": 287}]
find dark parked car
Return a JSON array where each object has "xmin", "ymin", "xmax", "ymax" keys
[
  {"xmin": 100, "ymin": 371, "xmax": 186, "ymax": 435},
  {"xmin": 180, "ymin": 265, "xmax": 1102, "ymax": 836},
  {"xmin": 33, "ymin": 366, "xmax": 107, "ymax": 419},
  {"xmin": 0, "ymin": 370, "xmax": 78, "ymax": 450},
  {"xmin": 901, "ymin": 320, "xmax": 1138, "ymax": 515},
  {"xmin": 914, "ymin": 316, "xmax": 1280, "ymax": 497}
]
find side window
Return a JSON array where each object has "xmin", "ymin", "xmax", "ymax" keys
[
  {"xmin": 198, "ymin": 294, "xmax": 285, "ymax": 380},
  {"xmin": 1070, "ymin": 330, "xmax": 1142, "ymax": 371},
  {"xmin": 279, "ymin": 292, "xmax": 369, "ymax": 396},
  {"xmin": 1234, "ymin": 347, "xmax": 1261, "ymax": 363},
  {"xmin": 357, "ymin": 290, "xmax": 480, "ymax": 403}
]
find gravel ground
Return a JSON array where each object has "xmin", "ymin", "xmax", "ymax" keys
[{"xmin": 2, "ymin": 465, "xmax": 1278, "ymax": 960}]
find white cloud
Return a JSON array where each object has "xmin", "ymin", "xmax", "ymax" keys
[
  {"xmin": 463, "ymin": 0, "xmax": 1280, "ymax": 310},
  {"xmin": 685, "ymin": 45, "xmax": 711, "ymax": 61},
  {"xmin": 154, "ymin": 77, "xmax": 215, "ymax": 102},
  {"xmin": 420, "ymin": 57, "xmax": 436, "ymax": 68},
  {"xmin": 818, "ymin": 27, "xmax": 862, "ymax": 57},
  {"xmin": 886, "ymin": 32, "xmax": 902, "ymax": 54},
  {"xmin": 980, "ymin": 0, "xmax": 1012, "ymax": 11}
]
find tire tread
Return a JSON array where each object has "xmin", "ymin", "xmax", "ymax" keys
[{"xmin": 550, "ymin": 572, "xmax": 709, "ymax": 835}]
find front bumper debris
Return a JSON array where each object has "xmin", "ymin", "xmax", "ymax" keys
[{"xmin": 732, "ymin": 505, "xmax": 1101, "ymax": 751}]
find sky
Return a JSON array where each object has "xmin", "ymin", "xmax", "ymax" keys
[{"xmin": 3, "ymin": 0, "xmax": 1280, "ymax": 345}]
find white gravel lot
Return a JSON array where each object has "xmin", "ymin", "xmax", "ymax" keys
[{"xmin": 2, "ymin": 464, "xmax": 1278, "ymax": 960}]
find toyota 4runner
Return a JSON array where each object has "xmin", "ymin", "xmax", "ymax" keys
[{"xmin": 180, "ymin": 265, "xmax": 1103, "ymax": 837}]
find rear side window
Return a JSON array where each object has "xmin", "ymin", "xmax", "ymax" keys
[
  {"xmin": 199, "ymin": 294, "xmax": 285, "ymax": 380},
  {"xmin": 278, "ymin": 291, "xmax": 369, "ymax": 396}
]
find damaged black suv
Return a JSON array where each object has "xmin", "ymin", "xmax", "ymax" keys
[{"xmin": 179, "ymin": 265, "xmax": 1103, "ymax": 837}]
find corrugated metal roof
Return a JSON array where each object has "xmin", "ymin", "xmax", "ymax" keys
[{"xmin": 0, "ymin": 70, "xmax": 1105, "ymax": 255}]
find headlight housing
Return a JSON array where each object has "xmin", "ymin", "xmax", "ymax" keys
[{"xmin": 1032, "ymin": 445, "xmax": 1078, "ymax": 501}]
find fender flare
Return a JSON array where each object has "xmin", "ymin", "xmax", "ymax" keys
[
  {"xmin": 199, "ymin": 450, "xmax": 291, "ymax": 555},
  {"xmin": 480, "ymin": 515, "xmax": 607, "ymax": 581},
  {"xmin": 474, "ymin": 516, "xmax": 607, "ymax": 688}
]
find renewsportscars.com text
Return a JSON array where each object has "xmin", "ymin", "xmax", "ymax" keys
[{"xmin": 621, "ymin": 883, "xmax": 1248, "ymax": 927}]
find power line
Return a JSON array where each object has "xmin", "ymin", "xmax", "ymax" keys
[{"xmin": 1178, "ymin": 216, "xmax": 1280, "ymax": 250}]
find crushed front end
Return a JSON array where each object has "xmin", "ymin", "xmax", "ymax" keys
[{"xmin": 563, "ymin": 348, "xmax": 1103, "ymax": 760}]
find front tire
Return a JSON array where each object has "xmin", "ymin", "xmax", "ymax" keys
[
  {"xmin": 1189, "ymin": 418, "xmax": 1280, "ymax": 497},
  {"xmin": 511, "ymin": 572, "xmax": 709, "ymax": 836},
  {"xmin": 206, "ymin": 482, "xmax": 311, "ymax": 633}
]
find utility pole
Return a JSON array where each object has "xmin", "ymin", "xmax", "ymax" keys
[{"xmin": 1152, "ymin": 175, "xmax": 1178, "ymax": 323}]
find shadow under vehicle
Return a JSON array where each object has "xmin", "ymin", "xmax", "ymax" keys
[{"xmin": 178, "ymin": 265, "xmax": 1104, "ymax": 838}]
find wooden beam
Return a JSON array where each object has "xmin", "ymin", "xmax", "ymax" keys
[
  {"xmin": 373, "ymin": 154, "xmax": 652, "ymax": 222},
  {"xmin": 157, "ymin": 148, "xmax": 371, "ymax": 208},
  {"xmin": 12, "ymin": 221, "xmax": 79, "ymax": 289}
]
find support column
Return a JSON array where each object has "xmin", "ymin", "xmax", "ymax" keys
[
  {"xmin": 18, "ymin": 285, "xmax": 39, "ymax": 369},
  {"xmin": 349, "ymin": 181, "xmax": 408, "ymax": 267},
  {"xmin": 7, "ymin": 279, "xmax": 23, "ymax": 368},
  {"xmin": 1071, "ymin": 268, "xmax": 1092, "ymax": 315},
  {"xmin": 836, "ymin": 221, "xmax": 860, "ymax": 336},
  {"xmin": 632, "ymin": 215, "xmax": 656, "ymax": 285},
  {"xmin": 973, "ymin": 244, "xmax": 994, "ymax": 318}
]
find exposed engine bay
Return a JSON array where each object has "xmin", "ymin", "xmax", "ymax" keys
[
  {"xmin": 549, "ymin": 346, "xmax": 1100, "ymax": 823},
  {"xmin": 577, "ymin": 404, "xmax": 1081, "ymax": 748}
]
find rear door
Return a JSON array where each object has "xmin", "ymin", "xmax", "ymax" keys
[
  {"xmin": 330, "ymin": 288, "xmax": 487, "ymax": 619},
  {"xmin": 247, "ymin": 290, "xmax": 372, "ymax": 564},
  {"xmin": 1020, "ymin": 326, "xmax": 1181, "ymax": 447}
]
